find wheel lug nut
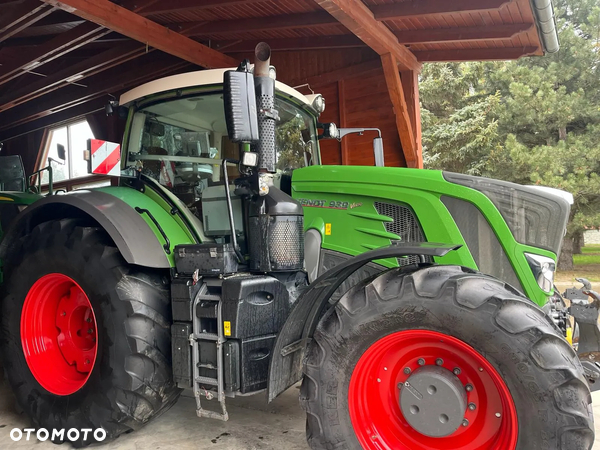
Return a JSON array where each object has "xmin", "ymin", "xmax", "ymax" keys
[
  {"xmin": 435, "ymin": 358, "xmax": 443, "ymax": 366},
  {"xmin": 61, "ymin": 311, "xmax": 66, "ymax": 316},
  {"xmin": 397, "ymin": 383, "xmax": 403, "ymax": 389},
  {"xmin": 468, "ymin": 403, "xmax": 476, "ymax": 411},
  {"xmin": 465, "ymin": 384, "xmax": 473, "ymax": 392},
  {"xmin": 88, "ymin": 329, "xmax": 93, "ymax": 334},
  {"xmin": 462, "ymin": 419, "xmax": 469, "ymax": 427},
  {"xmin": 453, "ymin": 368, "xmax": 461, "ymax": 375},
  {"xmin": 417, "ymin": 358, "xmax": 425, "ymax": 366},
  {"xmin": 85, "ymin": 359, "xmax": 90, "ymax": 364},
  {"xmin": 86, "ymin": 317, "xmax": 92, "ymax": 323},
  {"xmin": 403, "ymin": 367, "xmax": 411, "ymax": 375}
]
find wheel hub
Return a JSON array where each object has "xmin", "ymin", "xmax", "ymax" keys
[
  {"xmin": 21, "ymin": 273, "xmax": 98, "ymax": 396},
  {"xmin": 348, "ymin": 330, "xmax": 518, "ymax": 450},
  {"xmin": 400, "ymin": 366, "xmax": 467, "ymax": 437}
]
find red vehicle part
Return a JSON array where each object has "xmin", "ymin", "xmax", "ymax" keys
[
  {"xmin": 348, "ymin": 330, "xmax": 518, "ymax": 450},
  {"xmin": 21, "ymin": 273, "xmax": 98, "ymax": 396}
]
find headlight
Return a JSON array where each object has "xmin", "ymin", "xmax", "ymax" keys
[
  {"xmin": 311, "ymin": 94, "xmax": 325, "ymax": 113},
  {"xmin": 525, "ymin": 253, "xmax": 555, "ymax": 293}
]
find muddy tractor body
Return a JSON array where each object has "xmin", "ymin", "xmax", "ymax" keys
[{"xmin": 0, "ymin": 45, "xmax": 596, "ymax": 449}]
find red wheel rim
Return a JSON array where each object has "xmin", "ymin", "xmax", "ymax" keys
[
  {"xmin": 21, "ymin": 273, "xmax": 98, "ymax": 396},
  {"xmin": 349, "ymin": 330, "xmax": 517, "ymax": 450}
]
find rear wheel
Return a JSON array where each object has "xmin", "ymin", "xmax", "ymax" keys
[
  {"xmin": 0, "ymin": 219, "xmax": 180, "ymax": 446},
  {"xmin": 301, "ymin": 265, "xmax": 594, "ymax": 450}
]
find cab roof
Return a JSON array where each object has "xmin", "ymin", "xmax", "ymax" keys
[{"xmin": 120, "ymin": 68, "xmax": 311, "ymax": 106}]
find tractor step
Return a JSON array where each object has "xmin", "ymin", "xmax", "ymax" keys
[
  {"xmin": 191, "ymin": 283, "xmax": 229, "ymax": 421},
  {"xmin": 194, "ymin": 332, "xmax": 219, "ymax": 341}
]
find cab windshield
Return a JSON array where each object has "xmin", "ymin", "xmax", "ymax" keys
[{"xmin": 125, "ymin": 92, "xmax": 318, "ymax": 198}]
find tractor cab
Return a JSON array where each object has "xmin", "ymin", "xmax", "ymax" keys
[{"xmin": 119, "ymin": 69, "xmax": 320, "ymax": 203}]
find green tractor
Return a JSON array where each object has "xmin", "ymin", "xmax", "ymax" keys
[{"xmin": 0, "ymin": 43, "xmax": 596, "ymax": 449}]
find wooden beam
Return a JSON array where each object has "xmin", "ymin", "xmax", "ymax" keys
[
  {"xmin": 400, "ymin": 69, "xmax": 422, "ymax": 168},
  {"xmin": 0, "ymin": 0, "xmax": 55, "ymax": 43},
  {"xmin": 42, "ymin": 0, "xmax": 238, "ymax": 68},
  {"xmin": 16, "ymin": 19, "xmax": 84, "ymax": 38},
  {"xmin": 0, "ymin": 97, "xmax": 106, "ymax": 142},
  {"xmin": 217, "ymin": 35, "xmax": 365, "ymax": 53},
  {"xmin": 0, "ymin": 41, "xmax": 146, "ymax": 113},
  {"xmin": 380, "ymin": 52, "xmax": 418, "ymax": 168},
  {"xmin": 0, "ymin": 57, "xmax": 190, "ymax": 132},
  {"xmin": 413, "ymin": 46, "xmax": 539, "ymax": 62},
  {"xmin": 0, "ymin": 22, "xmax": 109, "ymax": 86},
  {"xmin": 136, "ymin": 0, "xmax": 266, "ymax": 16},
  {"xmin": 183, "ymin": 12, "xmax": 337, "ymax": 37},
  {"xmin": 395, "ymin": 23, "xmax": 533, "ymax": 44},
  {"xmin": 372, "ymin": 0, "xmax": 511, "ymax": 20},
  {"xmin": 314, "ymin": 0, "xmax": 419, "ymax": 71}
]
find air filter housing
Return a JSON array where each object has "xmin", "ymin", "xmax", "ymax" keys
[{"xmin": 248, "ymin": 186, "xmax": 304, "ymax": 272}]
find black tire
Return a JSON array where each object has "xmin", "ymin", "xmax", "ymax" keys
[
  {"xmin": 301, "ymin": 265, "xmax": 594, "ymax": 450},
  {"xmin": 0, "ymin": 219, "xmax": 181, "ymax": 446}
]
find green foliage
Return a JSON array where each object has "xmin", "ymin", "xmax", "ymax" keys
[
  {"xmin": 421, "ymin": 0, "xmax": 600, "ymax": 239},
  {"xmin": 275, "ymin": 115, "xmax": 307, "ymax": 171}
]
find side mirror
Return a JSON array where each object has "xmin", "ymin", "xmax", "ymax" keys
[
  {"xmin": 56, "ymin": 143, "xmax": 66, "ymax": 161},
  {"xmin": 223, "ymin": 69, "xmax": 259, "ymax": 143},
  {"xmin": 373, "ymin": 137, "xmax": 385, "ymax": 167}
]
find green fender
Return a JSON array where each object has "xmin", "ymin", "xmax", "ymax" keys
[{"xmin": 0, "ymin": 187, "xmax": 195, "ymax": 268}]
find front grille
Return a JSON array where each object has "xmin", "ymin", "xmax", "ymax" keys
[{"xmin": 374, "ymin": 201, "xmax": 432, "ymax": 266}]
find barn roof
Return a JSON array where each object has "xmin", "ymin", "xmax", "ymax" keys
[{"xmin": 0, "ymin": 0, "xmax": 558, "ymax": 164}]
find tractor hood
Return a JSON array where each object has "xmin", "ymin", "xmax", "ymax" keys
[{"xmin": 293, "ymin": 165, "xmax": 570, "ymax": 256}]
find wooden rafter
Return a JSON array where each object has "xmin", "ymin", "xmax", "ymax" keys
[
  {"xmin": 0, "ymin": 97, "xmax": 106, "ymax": 142},
  {"xmin": 183, "ymin": 11, "xmax": 337, "ymax": 36},
  {"xmin": 380, "ymin": 53, "xmax": 418, "ymax": 168},
  {"xmin": 42, "ymin": 0, "xmax": 238, "ymax": 68},
  {"xmin": 313, "ymin": 0, "xmax": 419, "ymax": 71},
  {"xmin": 0, "ymin": 22, "xmax": 109, "ymax": 86},
  {"xmin": 0, "ymin": 41, "xmax": 147, "ymax": 113},
  {"xmin": 372, "ymin": 0, "xmax": 511, "ymax": 20},
  {"xmin": 0, "ymin": 0, "xmax": 55, "ymax": 43},
  {"xmin": 0, "ymin": 56, "xmax": 190, "ymax": 133},
  {"xmin": 413, "ymin": 47, "xmax": 539, "ymax": 62},
  {"xmin": 217, "ymin": 36, "xmax": 365, "ymax": 53},
  {"xmin": 135, "ymin": 0, "xmax": 266, "ymax": 16},
  {"xmin": 395, "ymin": 23, "xmax": 533, "ymax": 44}
]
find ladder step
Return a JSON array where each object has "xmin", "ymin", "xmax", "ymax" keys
[
  {"xmin": 198, "ymin": 294, "xmax": 221, "ymax": 302},
  {"xmin": 195, "ymin": 376, "xmax": 218, "ymax": 386},
  {"xmin": 195, "ymin": 332, "xmax": 219, "ymax": 341},
  {"xmin": 198, "ymin": 363, "xmax": 217, "ymax": 370}
]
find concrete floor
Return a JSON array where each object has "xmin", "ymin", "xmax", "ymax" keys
[{"xmin": 1, "ymin": 366, "xmax": 599, "ymax": 450}]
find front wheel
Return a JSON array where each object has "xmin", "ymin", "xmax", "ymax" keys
[
  {"xmin": 301, "ymin": 265, "xmax": 594, "ymax": 450},
  {"xmin": 0, "ymin": 219, "xmax": 180, "ymax": 446}
]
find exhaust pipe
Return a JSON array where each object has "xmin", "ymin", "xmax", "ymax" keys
[
  {"xmin": 254, "ymin": 42, "xmax": 271, "ymax": 78},
  {"xmin": 253, "ymin": 42, "xmax": 277, "ymax": 174}
]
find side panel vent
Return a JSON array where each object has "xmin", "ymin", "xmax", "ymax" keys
[{"xmin": 373, "ymin": 201, "xmax": 432, "ymax": 266}]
